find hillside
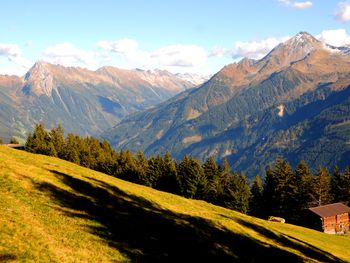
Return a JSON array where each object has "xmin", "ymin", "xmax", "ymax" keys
[
  {"xmin": 103, "ymin": 32, "xmax": 350, "ymax": 176},
  {"xmin": 0, "ymin": 62, "xmax": 201, "ymax": 142},
  {"xmin": 1, "ymin": 146, "xmax": 349, "ymax": 262}
]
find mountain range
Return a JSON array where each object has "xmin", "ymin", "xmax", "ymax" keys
[
  {"xmin": 103, "ymin": 32, "xmax": 350, "ymax": 177},
  {"xmin": 0, "ymin": 62, "xmax": 204, "ymax": 141}
]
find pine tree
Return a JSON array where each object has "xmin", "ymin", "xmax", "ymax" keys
[
  {"xmin": 315, "ymin": 167, "xmax": 332, "ymax": 206},
  {"xmin": 114, "ymin": 150, "xmax": 139, "ymax": 183},
  {"xmin": 332, "ymin": 166, "xmax": 350, "ymax": 206},
  {"xmin": 331, "ymin": 166, "xmax": 342, "ymax": 203},
  {"xmin": 295, "ymin": 160, "xmax": 318, "ymax": 211},
  {"xmin": 155, "ymin": 152, "xmax": 180, "ymax": 194},
  {"xmin": 134, "ymin": 151, "xmax": 150, "ymax": 186},
  {"xmin": 220, "ymin": 171, "xmax": 239, "ymax": 210},
  {"xmin": 216, "ymin": 158, "xmax": 231, "ymax": 205},
  {"xmin": 9, "ymin": 137, "xmax": 19, "ymax": 144},
  {"xmin": 273, "ymin": 158, "xmax": 298, "ymax": 220},
  {"xmin": 79, "ymin": 137, "xmax": 99, "ymax": 169},
  {"xmin": 25, "ymin": 123, "xmax": 51, "ymax": 155},
  {"xmin": 202, "ymin": 157, "xmax": 220, "ymax": 203},
  {"xmin": 219, "ymin": 171, "xmax": 250, "ymax": 213},
  {"xmin": 262, "ymin": 164, "xmax": 277, "ymax": 218},
  {"xmin": 236, "ymin": 174, "xmax": 251, "ymax": 214},
  {"xmin": 342, "ymin": 167, "xmax": 350, "ymax": 206},
  {"xmin": 49, "ymin": 124, "xmax": 65, "ymax": 158},
  {"xmin": 177, "ymin": 155, "xmax": 205, "ymax": 199},
  {"xmin": 95, "ymin": 139, "xmax": 115, "ymax": 175},
  {"xmin": 249, "ymin": 175, "xmax": 264, "ymax": 217},
  {"xmin": 47, "ymin": 141, "xmax": 57, "ymax": 157},
  {"xmin": 62, "ymin": 133, "xmax": 81, "ymax": 164},
  {"xmin": 261, "ymin": 159, "xmax": 299, "ymax": 221},
  {"xmin": 148, "ymin": 155, "xmax": 165, "ymax": 188},
  {"xmin": 195, "ymin": 169, "xmax": 208, "ymax": 200},
  {"xmin": 26, "ymin": 133, "xmax": 34, "ymax": 150}
]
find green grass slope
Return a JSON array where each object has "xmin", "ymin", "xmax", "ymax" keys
[{"xmin": 0, "ymin": 146, "xmax": 349, "ymax": 262}]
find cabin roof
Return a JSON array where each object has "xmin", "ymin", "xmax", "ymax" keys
[
  {"xmin": 309, "ymin": 203, "xmax": 350, "ymax": 218},
  {"xmin": 4, "ymin": 144, "xmax": 24, "ymax": 148}
]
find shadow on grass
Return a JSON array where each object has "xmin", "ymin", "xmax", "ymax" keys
[
  {"xmin": 34, "ymin": 170, "xmax": 344, "ymax": 262},
  {"xmin": 0, "ymin": 254, "xmax": 17, "ymax": 261},
  {"xmin": 233, "ymin": 218, "xmax": 346, "ymax": 263}
]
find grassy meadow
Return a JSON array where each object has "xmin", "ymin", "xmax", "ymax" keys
[{"xmin": 0, "ymin": 146, "xmax": 349, "ymax": 262}]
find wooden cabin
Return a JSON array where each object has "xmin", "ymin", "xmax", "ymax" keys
[
  {"xmin": 308, "ymin": 203, "xmax": 350, "ymax": 234},
  {"xmin": 4, "ymin": 144, "xmax": 25, "ymax": 150}
]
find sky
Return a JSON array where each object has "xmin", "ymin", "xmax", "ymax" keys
[{"xmin": 1, "ymin": 0, "xmax": 350, "ymax": 76}]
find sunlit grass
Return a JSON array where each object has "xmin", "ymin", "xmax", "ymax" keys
[{"xmin": 0, "ymin": 146, "xmax": 349, "ymax": 262}]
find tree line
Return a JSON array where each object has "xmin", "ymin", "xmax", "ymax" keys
[
  {"xmin": 0, "ymin": 137, "xmax": 20, "ymax": 144},
  {"xmin": 250, "ymin": 159, "xmax": 350, "ymax": 224},
  {"xmin": 25, "ymin": 124, "xmax": 349, "ymax": 224}
]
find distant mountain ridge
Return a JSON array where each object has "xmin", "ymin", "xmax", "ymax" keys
[
  {"xmin": 103, "ymin": 32, "xmax": 350, "ymax": 177},
  {"xmin": 0, "ymin": 62, "xmax": 204, "ymax": 141}
]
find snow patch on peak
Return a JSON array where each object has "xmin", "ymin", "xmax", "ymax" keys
[
  {"xmin": 145, "ymin": 68, "xmax": 172, "ymax": 76},
  {"xmin": 262, "ymin": 32, "xmax": 321, "ymax": 67},
  {"xmin": 176, "ymin": 72, "xmax": 210, "ymax": 86},
  {"xmin": 295, "ymin": 32, "xmax": 314, "ymax": 40},
  {"xmin": 293, "ymin": 32, "xmax": 318, "ymax": 43},
  {"xmin": 286, "ymin": 33, "xmax": 318, "ymax": 50},
  {"xmin": 322, "ymin": 43, "xmax": 341, "ymax": 54},
  {"xmin": 295, "ymin": 32, "xmax": 306, "ymax": 43}
]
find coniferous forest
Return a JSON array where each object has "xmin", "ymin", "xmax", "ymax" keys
[{"xmin": 25, "ymin": 123, "xmax": 350, "ymax": 224}]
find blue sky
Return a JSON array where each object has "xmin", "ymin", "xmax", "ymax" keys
[{"xmin": 1, "ymin": 0, "xmax": 350, "ymax": 76}]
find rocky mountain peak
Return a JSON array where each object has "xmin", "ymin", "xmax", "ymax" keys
[
  {"xmin": 236, "ymin": 58, "xmax": 256, "ymax": 72},
  {"xmin": 25, "ymin": 61, "xmax": 50, "ymax": 79},
  {"xmin": 265, "ymin": 32, "xmax": 320, "ymax": 63},
  {"xmin": 281, "ymin": 31, "xmax": 320, "ymax": 50},
  {"xmin": 251, "ymin": 31, "xmax": 348, "ymax": 78},
  {"xmin": 289, "ymin": 31, "xmax": 319, "ymax": 45},
  {"xmin": 23, "ymin": 60, "xmax": 55, "ymax": 96},
  {"xmin": 267, "ymin": 31, "xmax": 346, "ymax": 63}
]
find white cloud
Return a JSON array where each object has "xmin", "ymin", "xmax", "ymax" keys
[
  {"xmin": 0, "ymin": 44, "xmax": 21, "ymax": 57},
  {"xmin": 97, "ymin": 38, "xmax": 151, "ymax": 67},
  {"xmin": 25, "ymin": 41, "xmax": 33, "ymax": 47},
  {"xmin": 151, "ymin": 45, "xmax": 207, "ymax": 67},
  {"xmin": 229, "ymin": 29, "xmax": 350, "ymax": 61},
  {"xmin": 292, "ymin": 1, "xmax": 313, "ymax": 9},
  {"xmin": 209, "ymin": 47, "xmax": 230, "ymax": 58},
  {"xmin": 230, "ymin": 36, "xmax": 290, "ymax": 59},
  {"xmin": 98, "ymin": 39, "xmax": 208, "ymax": 69},
  {"xmin": 279, "ymin": 0, "xmax": 313, "ymax": 9},
  {"xmin": 334, "ymin": 2, "xmax": 350, "ymax": 22},
  {"xmin": 41, "ymin": 42, "xmax": 97, "ymax": 68},
  {"xmin": 9, "ymin": 56, "xmax": 32, "ymax": 69},
  {"xmin": 317, "ymin": 29, "xmax": 350, "ymax": 46},
  {"xmin": 97, "ymin": 38, "xmax": 139, "ymax": 54},
  {"xmin": 0, "ymin": 43, "xmax": 31, "ymax": 69}
]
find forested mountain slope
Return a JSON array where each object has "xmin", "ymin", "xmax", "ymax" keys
[
  {"xmin": 0, "ymin": 62, "xmax": 200, "ymax": 142},
  {"xmin": 104, "ymin": 32, "xmax": 350, "ymax": 177}
]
